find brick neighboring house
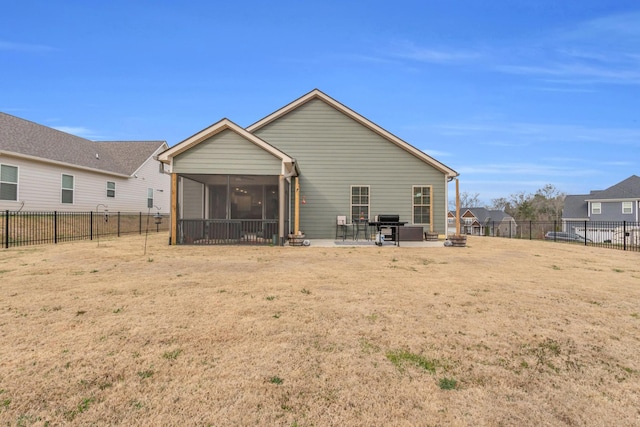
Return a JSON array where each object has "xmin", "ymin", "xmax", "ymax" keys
[
  {"xmin": 0, "ymin": 112, "xmax": 170, "ymax": 212},
  {"xmin": 562, "ymin": 175, "xmax": 640, "ymax": 243},
  {"xmin": 448, "ymin": 207, "xmax": 517, "ymax": 237}
]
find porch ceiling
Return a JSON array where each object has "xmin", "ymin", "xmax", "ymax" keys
[{"xmin": 180, "ymin": 174, "xmax": 279, "ymax": 186}]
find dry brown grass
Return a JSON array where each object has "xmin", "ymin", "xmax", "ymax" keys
[{"xmin": 1, "ymin": 235, "xmax": 639, "ymax": 426}]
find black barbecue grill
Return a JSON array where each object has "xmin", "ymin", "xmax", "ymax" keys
[{"xmin": 368, "ymin": 214, "xmax": 408, "ymax": 246}]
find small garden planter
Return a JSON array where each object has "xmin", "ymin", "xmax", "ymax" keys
[
  {"xmin": 425, "ymin": 232, "xmax": 439, "ymax": 241},
  {"xmin": 449, "ymin": 235, "xmax": 467, "ymax": 247},
  {"xmin": 288, "ymin": 233, "xmax": 306, "ymax": 246}
]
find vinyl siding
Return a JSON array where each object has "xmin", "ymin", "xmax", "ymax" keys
[
  {"xmin": 173, "ymin": 129, "xmax": 282, "ymax": 175},
  {"xmin": 591, "ymin": 200, "xmax": 637, "ymax": 221},
  {"xmin": 0, "ymin": 149, "xmax": 170, "ymax": 213},
  {"xmin": 254, "ymin": 99, "xmax": 448, "ymax": 238}
]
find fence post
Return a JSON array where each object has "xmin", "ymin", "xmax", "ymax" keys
[
  {"xmin": 90, "ymin": 211, "xmax": 93, "ymax": 240},
  {"xmin": 4, "ymin": 210, "xmax": 8, "ymax": 249},
  {"xmin": 139, "ymin": 212, "xmax": 142, "ymax": 234},
  {"xmin": 529, "ymin": 220, "xmax": 532, "ymax": 240},
  {"xmin": 54, "ymin": 211, "xmax": 58, "ymax": 244},
  {"xmin": 623, "ymin": 221, "xmax": 627, "ymax": 251},
  {"xmin": 584, "ymin": 220, "xmax": 587, "ymax": 246},
  {"xmin": 117, "ymin": 212, "xmax": 121, "ymax": 237}
]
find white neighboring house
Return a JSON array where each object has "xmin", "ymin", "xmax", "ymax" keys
[{"xmin": 0, "ymin": 112, "xmax": 170, "ymax": 213}]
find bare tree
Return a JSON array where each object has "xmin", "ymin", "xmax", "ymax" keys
[
  {"xmin": 532, "ymin": 184, "xmax": 565, "ymax": 222},
  {"xmin": 449, "ymin": 191, "xmax": 483, "ymax": 210},
  {"xmin": 490, "ymin": 184, "xmax": 565, "ymax": 222}
]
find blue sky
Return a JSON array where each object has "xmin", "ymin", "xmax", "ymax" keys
[{"xmin": 2, "ymin": 1, "xmax": 639, "ymax": 205}]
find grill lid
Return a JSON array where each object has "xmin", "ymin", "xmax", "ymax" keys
[{"xmin": 377, "ymin": 214, "xmax": 400, "ymax": 222}]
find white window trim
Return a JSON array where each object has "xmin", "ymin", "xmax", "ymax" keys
[
  {"xmin": 412, "ymin": 185, "xmax": 432, "ymax": 225},
  {"xmin": 61, "ymin": 174, "xmax": 74, "ymax": 204},
  {"xmin": 350, "ymin": 185, "xmax": 370, "ymax": 224},
  {"xmin": 622, "ymin": 201, "xmax": 632, "ymax": 214},
  {"xmin": 107, "ymin": 181, "xmax": 116, "ymax": 198},
  {"xmin": 147, "ymin": 187, "xmax": 154, "ymax": 209},
  {"xmin": 0, "ymin": 163, "xmax": 19, "ymax": 201},
  {"xmin": 591, "ymin": 202, "xmax": 601, "ymax": 215}
]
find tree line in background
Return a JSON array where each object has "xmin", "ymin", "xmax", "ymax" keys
[{"xmin": 454, "ymin": 184, "xmax": 566, "ymax": 222}]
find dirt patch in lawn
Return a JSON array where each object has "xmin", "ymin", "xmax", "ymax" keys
[{"xmin": 1, "ymin": 235, "xmax": 639, "ymax": 426}]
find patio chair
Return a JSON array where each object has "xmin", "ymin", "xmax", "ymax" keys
[{"xmin": 336, "ymin": 215, "xmax": 353, "ymax": 240}]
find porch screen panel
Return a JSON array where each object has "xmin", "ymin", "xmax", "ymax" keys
[
  {"xmin": 265, "ymin": 185, "xmax": 279, "ymax": 219},
  {"xmin": 231, "ymin": 185, "xmax": 262, "ymax": 219},
  {"xmin": 209, "ymin": 185, "xmax": 228, "ymax": 219}
]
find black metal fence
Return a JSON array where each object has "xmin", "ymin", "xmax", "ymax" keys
[
  {"xmin": 1, "ymin": 210, "xmax": 170, "ymax": 249},
  {"xmin": 468, "ymin": 220, "xmax": 640, "ymax": 252}
]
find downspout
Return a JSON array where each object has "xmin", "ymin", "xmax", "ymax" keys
[
  {"xmin": 294, "ymin": 178, "xmax": 300, "ymax": 234},
  {"xmin": 281, "ymin": 160, "xmax": 298, "ymax": 244}
]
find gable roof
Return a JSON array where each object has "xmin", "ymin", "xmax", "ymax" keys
[
  {"xmin": 0, "ymin": 112, "xmax": 166, "ymax": 176},
  {"xmin": 562, "ymin": 194, "xmax": 589, "ymax": 219},
  {"xmin": 157, "ymin": 118, "xmax": 297, "ymax": 173},
  {"xmin": 454, "ymin": 207, "xmax": 514, "ymax": 223},
  {"xmin": 585, "ymin": 175, "xmax": 640, "ymax": 200},
  {"xmin": 246, "ymin": 89, "xmax": 458, "ymax": 177}
]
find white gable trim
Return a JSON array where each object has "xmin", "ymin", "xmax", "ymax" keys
[
  {"xmin": 246, "ymin": 89, "xmax": 458, "ymax": 177},
  {"xmin": 158, "ymin": 119, "xmax": 294, "ymax": 167},
  {"xmin": 584, "ymin": 197, "xmax": 640, "ymax": 202},
  {"xmin": 132, "ymin": 142, "xmax": 168, "ymax": 178}
]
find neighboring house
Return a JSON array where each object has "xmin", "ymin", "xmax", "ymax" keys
[
  {"xmin": 562, "ymin": 175, "xmax": 640, "ymax": 243},
  {"xmin": 0, "ymin": 112, "xmax": 170, "ymax": 213},
  {"xmin": 158, "ymin": 89, "xmax": 458, "ymax": 245},
  {"xmin": 448, "ymin": 207, "xmax": 517, "ymax": 237}
]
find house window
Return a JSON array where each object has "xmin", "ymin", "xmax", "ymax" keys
[
  {"xmin": 591, "ymin": 202, "xmax": 601, "ymax": 215},
  {"xmin": 107, "ymin": 181, "xmax": 116, "ymax": 198},
  {"xmin": 0, "ymin": 164, "xmax": 18, "ymax": 201},
  {"xmin": 61, "ymin": 174, "xmax": 74, "ymax": 204},
  {"xmin": 351, "ymin": 186, "xmax": 370, "ymax": 222},
  {"xmin": 412, "ymin": 186, "xmax": 432, "ymax": 224},
  {"xmin": 147, "ymin": 188, "xmax": 154, "ymax": 208},
  {"xmin": 622, "ymin": 202, "xmax": 632, "ymax": 214}
]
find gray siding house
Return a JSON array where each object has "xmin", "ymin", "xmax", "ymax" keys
[
  {"xmin": 562, "ymin": 175, "xmax": 640, "ymax": 243},
  {"xmin": 158, "ymin": 89, "xmax": 458, "ymax": 245},
  {"xmin": 0, "ymin": 112, "xmax": 170, "ymax": 212},
  {"xmin": 449, "ymin": 208, "xmax": 517, "ymax": 237}
]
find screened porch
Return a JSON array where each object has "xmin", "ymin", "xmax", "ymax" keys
[{"xmin": 175, "ymin": 174, "xmax": 290, "ymax": 245}]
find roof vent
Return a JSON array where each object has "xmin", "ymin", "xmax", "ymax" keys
[{"xmin": 95, "ymin": 153, "xmax": 99, "ymax": 159}]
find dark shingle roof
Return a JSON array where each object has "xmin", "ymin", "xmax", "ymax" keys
[
  {"xmin": 454, "ymin": 207, "xmax": 514, "ymax": 223},
  {"xmin": 0, "ymin": 112, "xmax": 165, "ymax": 176},
  {"xmin": 562, "ymin": 194, "xmax": 589, "ymax": 219},
  {"xmin": 586, "ymin": 175, "xmax": 640, "ymax": 200}
]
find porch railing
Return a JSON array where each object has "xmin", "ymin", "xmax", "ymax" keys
[{"xmin": 178, "ymin": 219, "xmax": 284, "ymax": 245}]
